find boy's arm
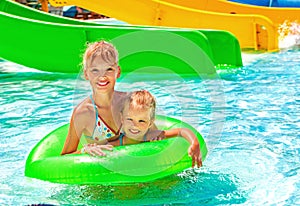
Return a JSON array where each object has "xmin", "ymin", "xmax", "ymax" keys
[{"xmin": 164, "ymin": 128, "xmax": 202, "ymax": 168}]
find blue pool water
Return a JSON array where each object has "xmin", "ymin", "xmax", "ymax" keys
[{"xmin": 0, "ymin": 48, "xmax": 299, "ymax": 205}]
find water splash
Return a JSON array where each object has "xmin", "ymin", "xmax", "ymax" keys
[{"xmin": 278, "ymin": 20, "xmax": 300, "ymax": 49}]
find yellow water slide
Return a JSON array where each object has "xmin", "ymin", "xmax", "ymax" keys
[
  {"xmin": 49, "ymin": 0, "xmax": 278, "ymax": 51},
  {"xmin": 164, "ymin": 0, "xmax": 300, "ymax": 25}
]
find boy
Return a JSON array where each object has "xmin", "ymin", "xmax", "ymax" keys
[{"xmin": 83, "ymin": 90, "xmax": 203, "ymax": 168}]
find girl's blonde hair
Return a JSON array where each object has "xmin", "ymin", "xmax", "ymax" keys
[
  {"xmin": 83, "ymin": 40, "xmax": 118, "ymax": 70},
  {"xmin": 123, "ymin": 90, "xmax": 156, "ymax": 120}
]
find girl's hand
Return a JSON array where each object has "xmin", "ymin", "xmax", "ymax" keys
[
  {"xmin": 82, "ymin": 143, "xmax": 113, "ymax": 156},
  {"xmin": 188, "ymin": 141, "xmax": 202, "ymax": 168}
]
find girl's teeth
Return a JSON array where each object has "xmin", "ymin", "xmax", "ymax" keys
[{"xmin": 98, "ymin": 82, "xmax": 108, "ymax": 86}]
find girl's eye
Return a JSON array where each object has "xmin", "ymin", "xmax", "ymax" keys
[
  {"xmin": 107, "ymin": 67, "xmax": 114, "ymax": 72},
  {"xmin": 126, "ymin": 118, "xmax": 133, "ymax": 121},
  {"xmin": 139, "ymin": 120, "xmax": 146, "ymax": 123}
]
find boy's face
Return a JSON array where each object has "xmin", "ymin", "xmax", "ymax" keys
[{"xmin": 121, "ymin": 104, "xmax": 153, "ymax": 141}]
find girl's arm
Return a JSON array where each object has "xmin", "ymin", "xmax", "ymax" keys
[
  {"xmin": 61, "ymin": 111, "xmax": 84, "ymax": 155},
  {"xmin": 164, "ymin": 128, "xmax": 202, "ymax": 168}
]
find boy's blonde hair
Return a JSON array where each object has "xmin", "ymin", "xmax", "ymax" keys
[
  {"xmin": 123, "ymin": 90, "xmax": 156, "ymax": 120},
  {"xmin": 83, "ymin": 40, "xmax": 118, "ymax": 70}
]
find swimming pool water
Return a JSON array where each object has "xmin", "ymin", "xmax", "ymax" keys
[{"xmin": 0, "ymin": 48, "xmax": 299, "ymax": 205}]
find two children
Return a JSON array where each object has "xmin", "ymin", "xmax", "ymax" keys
[
  {"xmin": 61, "ymin": 40, "xmax": 203, "ymax": 168},
  {"xmin": 82, "ymin": 90, "xmax": 203, "ymax": 168}
]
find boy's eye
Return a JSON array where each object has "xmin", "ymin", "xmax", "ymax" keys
[{"xmin": 139, "ymin": 120, "xmax": 146, "ymax": 123}]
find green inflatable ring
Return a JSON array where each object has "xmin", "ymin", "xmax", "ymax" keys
[{"xmin": 25, "ymin": 115, "xmax": 207, "ymax": 185}]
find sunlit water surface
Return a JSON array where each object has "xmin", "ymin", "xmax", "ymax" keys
[{"xmin": 0, "ymin": 48, "xmax": 299, "ymax": 205}]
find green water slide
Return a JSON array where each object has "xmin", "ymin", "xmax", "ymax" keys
[{"xmin": 0, "ymin": 0, "xmax": 242, "ymax": 74}]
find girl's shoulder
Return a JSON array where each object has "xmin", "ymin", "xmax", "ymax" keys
[
  {"xmin": 113, "ymin": 91, "xmax": 129, "ymax": 105},
  {"xmin": 73, "ymin": 97, "xmax": 95, "ymax": 118},
  {"xmin": 114, "ymin": 91, "xmax": 128, "ymax": 98}
]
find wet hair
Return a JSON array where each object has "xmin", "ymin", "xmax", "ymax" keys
[
  {"xmin": 83, "ymin": 40, "xmax": 118, "ymax": 70},
  {"xmin": 122, "ymin": 90, "xmax": 156, "ymax": 120}
]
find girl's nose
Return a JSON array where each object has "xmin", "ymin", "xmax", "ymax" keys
[
  {"xmin": 97, "ymin": 72, "xmax": 108, "ymax": 79},
  {"xmin": 98, "ymin": 70, "xmax": 107, "ymax": 77}
]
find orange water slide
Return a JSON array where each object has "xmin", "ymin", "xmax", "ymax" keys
[
  {"xmin": 49, "ymin": 0, "xmax": 279, "ymax": 51},
  {"xmin": 164, "ymin": 0, "xmax": 300, "ymax": 25}
]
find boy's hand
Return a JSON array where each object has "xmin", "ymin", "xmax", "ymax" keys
[
  {"xmin": 188, "ymin": 141, "xmax": 202, "ymax": 168},
  {"xmin": 149, "ymin": 135, "xmax": 164, "ymax": 141},
  {"xmin": 149, "ymin": 131, "xmax": 165, "ymax": 141}
]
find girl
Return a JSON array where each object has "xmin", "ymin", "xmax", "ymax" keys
[{"xmin": 61, "ymin": 41, "xmax": 126, "ymax": 155}]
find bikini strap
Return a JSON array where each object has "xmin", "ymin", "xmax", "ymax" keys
[
  {"xmin": 116, "ymin": 123, "xmax": 122, "ymax": 135},
  {"xmin": 90, "ymin": 95, "xmax": 121, "ymax": 136},
  {"xmin": 89, "ymin": 95, "xmax": 98, "ymax": 136},
  {"xmin": 89, "ymin": 95, "xmax": 98, "ymax": 116},
  {"xmin": 119, "ymin": 133, "xmax": 125, "ymax": 146}
]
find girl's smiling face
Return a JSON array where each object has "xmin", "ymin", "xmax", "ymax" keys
[
  {"xmin": 84, "ymin": 57, "xmax": 120, "ymax": 93},
  {"xmin": 121, "ymin": 104, "xmax": 153, "ymax": 141}
]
